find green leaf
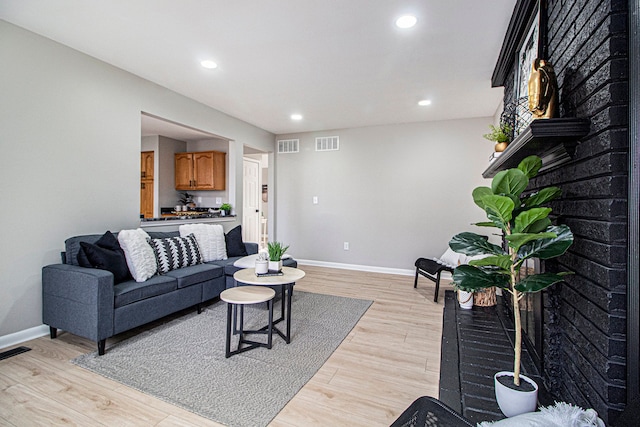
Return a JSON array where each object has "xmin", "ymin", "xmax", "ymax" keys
[
  {"xmin": 483, "ymin": 195, "xmax": 515, "ymax": 230},
  {"xmin": 513, "ymin": 207, "xmax": 552, "ymax": 233},
  {"xmin": 492, "ymin": 168, "xmax": 529, "ymax": 197},
  {"xmin": 449, "ymin": 232, "xmax": 505, "ymax": 256},
  {"xmin": 452, "ymin": 265, "xmax": 510, "ymax": 291},
  {"xmin": 514, "ymin": 272, "xmax": 567, "ymax": 293},
  {"xmin": 517, "ymin": 225, "xmax": 574, "ymax": 260},
  {"xmin": 472, "ymin": 186, "xmax": 494, "ymax": 210},
  {"xmin": 524, "ymin": 217, "xmax": 552, "ymax": 234},
  {"xmin": 469, "ymin": 254, "xmax": 512, "ymax": 271},
  {"xmin": 518, "ymin": 156, "xmax": 542, "ymax": 179},
  {"xmin": 473, "ymin": 221, "xmax": 500, "ymax": 228},
  {"xmin": 506, "ymin": 232, "xmax": 558, "ymax": 251},
  {"xmin": 523, "ymin": 187, "xmax": 563, "ymax": 208}
]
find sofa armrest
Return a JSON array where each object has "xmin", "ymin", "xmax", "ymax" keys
[
  {"xmin": 244, "ymin": 242, "xmax": 258, "ymax": 255},
  {"xmin": 42, "ymin": 264, "xmax": 115, "ymax": 342}
]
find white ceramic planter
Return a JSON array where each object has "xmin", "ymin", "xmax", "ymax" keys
[
  {"xmin": 494, "ymin": 371, "xmax": 538, "ymax": 417},
  {"xmin": 255, "ymin": 260, "xmax": 268, "ymax": 275},
  {"xmin": 457, "ymin": 290, "xmax": 474, "ymax": 309},
  {"xmin": 268, "ymin": 260, "xmax": 283, "ymax": 272}
]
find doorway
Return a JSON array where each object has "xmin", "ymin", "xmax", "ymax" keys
[
  {"xmin": 243, "ymin": 151, "xmax": 269, "ymax": 249},
  {"xmin": 243, "ymin": 157, "xmax": 261, "ymax": 245}
]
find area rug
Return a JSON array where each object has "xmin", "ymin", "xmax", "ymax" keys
[{"xmin": 73, "ymin": 291, "xmax": 372, "ymax": 427}]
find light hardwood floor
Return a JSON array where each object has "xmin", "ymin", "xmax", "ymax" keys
[{"xmin": 0, "ymin": 265, "xmax": 451, "ymax": 426}]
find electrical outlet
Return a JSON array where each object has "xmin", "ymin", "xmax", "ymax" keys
[
  {"xmin": 313, "ymin": 196, "xmax": 318, "ymax": 204},
  {"xmin": 215, "ymin": 197, "xmax": 222, "ymax": 204},
  {"xmin": 343, "ymin": 242, "xmax": 349, "ymax": 250},
  {"xmin": 197, "ymin": 197, "xmax": 202, "ymax": 203}
]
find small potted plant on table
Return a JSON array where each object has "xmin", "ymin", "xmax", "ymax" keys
[{"xmin": 267, "ymin": 241, "xmax": 289, "ymax": 272}]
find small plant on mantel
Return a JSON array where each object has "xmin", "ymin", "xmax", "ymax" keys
[
  {"xmin": 448, "ymin": 155, "xmax": 574, "ymax": 389},
  {"xmin": 483, "ymin": 123, "xmax": 513, "ymax": 152},
  {"xmin": 483, "ymin": 123, "xmax": 512, "ymax": 143}
]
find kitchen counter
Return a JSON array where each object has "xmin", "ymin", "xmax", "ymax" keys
[{"xmin": 140, "ymin": 214, "xmax": 236, "ymax": 228}]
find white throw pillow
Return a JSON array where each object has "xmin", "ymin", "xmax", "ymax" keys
[
  {"xmin": 179, "ymin": 223, "xmax": 227, "ymax": 262},
  {"xmin": 439, "ymin": 247, "xmax": 464, "ymax": 268},
  {"xmin": 117, "ymin": 228, "xmax": 157, "ymax": 282}
]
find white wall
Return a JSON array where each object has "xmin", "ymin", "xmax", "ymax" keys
[
  {"xmin": 0, "ymin": 21, "xmax": 274, "ymax": 337},
  {"xmin": 275, "ymin": 119, "xmax": 493, "ymax": 271}
]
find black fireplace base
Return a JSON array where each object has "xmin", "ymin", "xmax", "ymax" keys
[{"xmin": 439, "ymin": 290, "xmax": 551, "ymax": 424}]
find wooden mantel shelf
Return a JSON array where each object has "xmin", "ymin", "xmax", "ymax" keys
[{"xmin": 483, "ymin": 118, "xmax": 591, "ymax": 178}]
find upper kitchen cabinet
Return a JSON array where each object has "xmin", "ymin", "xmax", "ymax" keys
[{"xmin": 175, "ymin": 150, "xmax": 226, "ymax": 190}]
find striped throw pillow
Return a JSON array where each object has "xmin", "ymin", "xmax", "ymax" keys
[{"xmin": 148, "ymin": 234, "xmax": 203, "ymax": 274}]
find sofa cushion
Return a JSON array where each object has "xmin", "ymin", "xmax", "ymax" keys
[
  {"xmin": 114, "ymin": 275, "xmax": 177, "ymax": 308},
  {"xmin": 118, "ymin": 228, "xmax": 158, "ymax": 282},
  {"xmin": 148, "ymin": 234, "xmax": 203, "ymax": 274},
  {"xmin": 225, "ymin": 225, "xmax": 248, "ymax": 257},
  {"xmin": 78, "ymin": 235, "xmax": 132, "ymax": 285},
  {"xmin": 164, "ymin": 263, "xmax": 223, "ymax": 288},
  {"xmin": 179, "ymin": 223, "xmax": 227, "ymax": 262}
]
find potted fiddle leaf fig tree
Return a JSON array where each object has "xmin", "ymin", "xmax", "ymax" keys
[{"xmin": 448, "ymin": 155, "xmax": 573, "ymax": 417}]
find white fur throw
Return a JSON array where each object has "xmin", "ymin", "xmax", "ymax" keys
[
  {"xmin": 179, "ymin": 224, "xmax": 227, "ymax": 262},
  {"xmin": 477, "ymin": 402, "xmax": 605, "ymax": 427},
  {"xmin": 117, "ymin": 228, "xmax": 157, "ymax": 282}
]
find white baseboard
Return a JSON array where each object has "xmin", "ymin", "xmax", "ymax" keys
[
  {"xmin": 0, "ymin": 325, "xmax": 49, "ymax": 350},
  {"xmin": 296, "ymin": 259, "xmax": 454, "ymax": 281},
  {"xmin": 296, "ymin": 259, "xmax": 415, "ymax": 276}
]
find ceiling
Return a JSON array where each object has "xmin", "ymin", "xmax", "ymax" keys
[{"xmin": 0, "ymin": 0, "xmax": 516, "ymax": 135}]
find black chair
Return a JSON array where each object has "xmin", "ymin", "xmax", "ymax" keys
[
  {"xmin": 414, "ymin": 258, "xmax": 454, "ymax": 303},
  {"xmin": 390, "ymin": 396, "xmax": 474, "ymax": 427}
]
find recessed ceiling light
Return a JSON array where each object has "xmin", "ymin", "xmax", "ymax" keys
[
  {"xmin": 291, "ymin": 114, "xmax": 303, "ymax": 120},
  {"xmin": 201, "ymin": 60, "xmax": 218, "ymax": 69},
  {"xmin": 418, "ymin": 99, "xmax": 432, "ymax": 106},
  {"xmin": 396, "ymin": 15, "xmax": 417, "ymax": 29}
]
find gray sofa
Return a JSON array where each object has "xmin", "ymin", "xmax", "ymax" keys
[{"xmin": 42, "ymin": 230, "xmax": 296, "ymax": 355}]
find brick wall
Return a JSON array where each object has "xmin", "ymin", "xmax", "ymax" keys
[{"xmin": 513, "ymin": 0, "xmax": 629, "ymax": 423}]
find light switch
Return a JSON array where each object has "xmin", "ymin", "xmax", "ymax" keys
[{"xmin": 313, "ymin": 196, "xmax": 318, "ymax": 204}]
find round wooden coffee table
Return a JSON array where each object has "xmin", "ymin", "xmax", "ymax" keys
[
  {"xmin": 233, "ymin": 267, "xmax": 305, "ymax": 344},
  {"xmin": 220, "ymin": 286, "xmax": 276, "ymax": 358}
]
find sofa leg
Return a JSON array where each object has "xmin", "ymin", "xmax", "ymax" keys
[
  {"xmin": 49, "ymin": 327, "xmax": 57, "ymax": 339},
  {"xmin": 414, "ymin": 269, "xmax": 419, "ymax": 288},
  {"xmin": 197, "ymin": 303, "xmax": 202, "ymax": 314},
  {"xmin": 98, "ymin": 340, "xmax": 106, "ymax": 356}
]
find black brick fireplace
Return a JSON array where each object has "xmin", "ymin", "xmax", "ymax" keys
[{"xmin": 476, "ymin": 0, "xmax": 639, "ymax": 424}]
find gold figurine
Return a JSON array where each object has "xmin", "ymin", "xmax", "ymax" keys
[{"xmin": 528, "ymin": 58, "xmax": 558, "ymax": 119}]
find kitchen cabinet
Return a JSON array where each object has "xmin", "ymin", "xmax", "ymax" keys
[
  {"xmin": 141, "ymin": 151, "xmax": 154, "ymax": 180},
  {"xmin": 140, "ymin": 151, "xmax": 154, "ymax": 218},
  {"xmin": 175, "ymin": 150, "xmax": 226, "ymax": 190}
]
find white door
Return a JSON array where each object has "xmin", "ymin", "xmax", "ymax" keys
[{"xmin": 242, "ymin": 158, "xmax": 261, "ymax": 243}]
